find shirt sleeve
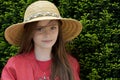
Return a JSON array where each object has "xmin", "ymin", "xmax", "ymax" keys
[
  {"xmin": 1, "ymin": 57, "xmax": 17, "ymax": 80},
  {"xmin": 68, "ymin": 55, "xmax": 80, "ymax": 80},
  {"xmin": 76, "ymin": 60, "xmax": 80, "ymax": 78},
  {"xmin": 74, "ymin": 58, "xmax": 80, "ymax": 80}
]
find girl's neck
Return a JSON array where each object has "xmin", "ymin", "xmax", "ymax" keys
[{"xmin": 34, "ymin": 46, "xmax": 52, "ymax": 61}]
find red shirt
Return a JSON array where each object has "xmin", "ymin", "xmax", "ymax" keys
[{"xmin": 1, "ymin": 50, "xmax": 80, "ymax": 80}]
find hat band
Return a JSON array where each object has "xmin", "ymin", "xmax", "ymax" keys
[{"xmin": 24, "ymin": 12, "xmax": 61, "ymax": 22}]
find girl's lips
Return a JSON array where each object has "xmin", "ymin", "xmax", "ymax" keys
[{"xmin": 42, "ymin": 40, "xmax": 52, "ymax": 42}]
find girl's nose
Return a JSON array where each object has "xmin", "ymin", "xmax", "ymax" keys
[{"xmin": 44, "ymin": 28, "xmax": 51, "ymax": 35}]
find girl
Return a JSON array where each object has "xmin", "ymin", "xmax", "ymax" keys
[{"xmin": 1, "ymin": 1, "xmax": 82, "ymax": 80}]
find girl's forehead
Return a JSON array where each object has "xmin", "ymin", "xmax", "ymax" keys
[{"xmin": 36, "ymin": 20, "xmax": 58, "ymax": 27}]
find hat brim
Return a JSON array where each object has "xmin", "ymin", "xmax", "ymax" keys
[{"xmin": 5, "ymin": 17, "xmax": 82, "ymax": 46}]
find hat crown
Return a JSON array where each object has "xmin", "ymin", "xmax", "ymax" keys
[{"xmin": 24, "ymin": 1, "xmax": 60, "ymax": 22}]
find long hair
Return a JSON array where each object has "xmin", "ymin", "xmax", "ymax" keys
[{"xmin": 18, "ymin": 20, "xmax": 74, "ymax": 80}]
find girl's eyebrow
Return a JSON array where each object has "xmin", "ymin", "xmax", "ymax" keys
[
  {"xmin": 48, "ymin": 22, "xmax": 57, "ymax": 26},
  {"xmin": 46, "ymin": 20, "xmax": 58, "ymax": 26},
  {"xmin": 37, "ymin": 20, "xmax": 58, "ymax": 28},
  {"xmin": 37, "ymin": 21, "xmax": 57, "ymax": 28}
]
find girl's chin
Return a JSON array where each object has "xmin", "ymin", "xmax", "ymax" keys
[
  {"xmin": 40, "ymin": 46, "xmax": 53, "ymax": 49},
  {"xmin": 39, "ymin": 43, "xmax": 55, "ymax": 48}
]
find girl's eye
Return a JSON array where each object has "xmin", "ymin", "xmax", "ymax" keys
[
  {"xmin": 37, "ymin": 28, "xmax": 42, "ymax": 31},
  {"xmin": 51, "ymin": 26, "xmax": 57, "ymax": 30},
  {"xmin": 36, "ymin": 27, "xmax": 44, "ymax": 32}
]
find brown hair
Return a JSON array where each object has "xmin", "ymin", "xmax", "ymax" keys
[{"xmin": 18, "ymin": 20, "xmax": 74, "ymax": 80}]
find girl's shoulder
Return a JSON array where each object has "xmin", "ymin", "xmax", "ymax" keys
[
  {"xmin": 67, "ymin": 54, "xmax": 80, "ymax": 75},
  {"xmin": 6, "ymin": 52, "xmax": 34, "ymax": 65},
  {"xmin": 67, "ymin": 54, "xmax": 79, "ymax": 65}
]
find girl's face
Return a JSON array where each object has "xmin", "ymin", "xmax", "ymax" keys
[{"xmin": 33, "ymin": 20, "xmax": 59, "ymax": 49}]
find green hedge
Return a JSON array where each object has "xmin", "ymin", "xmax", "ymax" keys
[{"xmin": 0, "ymin": 0, "xmax": 120, "ymax": 80}]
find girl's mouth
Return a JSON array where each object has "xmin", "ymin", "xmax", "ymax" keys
[{"xmin": 42, "ymin": 40, "xmax": 52, "ymax": 43}]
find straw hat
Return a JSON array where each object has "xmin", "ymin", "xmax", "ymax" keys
[{"xmin": 5, "ymin": 0, "xmax": 82, "ymax": 46}]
